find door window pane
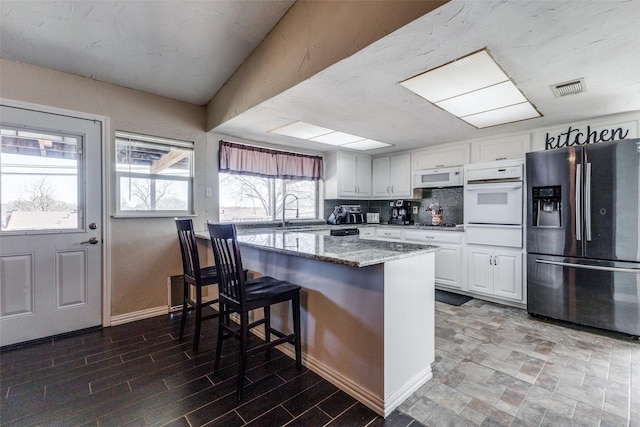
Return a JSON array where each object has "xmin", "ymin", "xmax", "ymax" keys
[{"xmin": 1, "ymin": 128, "xmax": 80, "ymax": 231}]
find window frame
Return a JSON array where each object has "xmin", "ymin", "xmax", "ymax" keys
[{"xmin": 113, "ymin": 131, "xmax": 195, "ymax": 218}]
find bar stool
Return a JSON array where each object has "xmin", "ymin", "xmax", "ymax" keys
[
  {"xmin": 174, "ymin": 218, "xmax": 219, "ymax": 353},
  {"xmin": 207, "ymin": 222, "xmax": 302, "ymax": 400}
]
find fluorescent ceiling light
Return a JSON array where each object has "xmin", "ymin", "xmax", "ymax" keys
[
  {"xmin": 462, "ymin": 102, "xmax": 541, "ymax": 128},
  {"xmin": 270, "ymin": 121, "xmax": 333, "ymax": 139},
  {"xmin": 342, "ymin": 139, "xmax": 392, "ymax": 150},
  {"xmin": 310, "ymin": 131, "xmax": 365, "ymax": 145},
  {"xmin": 400, "ymin": 49, "xmax": 541, "ymax": 128},
  {"xmin": 269, "ymin": 121, "xmax": 392, "ymax": 151}
]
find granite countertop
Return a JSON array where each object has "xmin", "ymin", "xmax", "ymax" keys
[{"xmin": 195, "ymin": 228, "xmax": 438, "ymax": 268}]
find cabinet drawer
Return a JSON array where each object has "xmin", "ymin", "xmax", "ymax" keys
[
  {"xmin": 404, "ymin": 229, "xmax": 463, "ymax": 245},
  {"xmin": 376, "ymin": 228, "xmax": 403, "ymax": 240}
]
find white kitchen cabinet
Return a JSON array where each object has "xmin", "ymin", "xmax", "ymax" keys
[
  {"xmin": 471, "ymin": 134, "xmax": 531, "ymax": 163},
  {"xmin": 404, "ymin": 229, "xmax": 465, "ymax": 290},
  {"xmin": 467, "ymin": 245, "xmax": 523, "ymax": 301},
  {"xmin": 324, "ymin": 151, "xmax": 371, "ymax": 198},
  {"xmin": 375, "ymin": 227, "xmax": 403, "ymax": 241},
  {"xmin": 372, "ymin": 153, "xmax": 411, "ymax": 198},
  {"xmin": 358, "ymin": 227, "xmax": 376, "ymax": 239},
  {"xmin": 412, "ymin": 144, "xmax": 470, "ymax": 170}
]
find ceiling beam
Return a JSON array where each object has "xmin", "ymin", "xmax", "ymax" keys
[
  {"xmin": 151, "ymin": 150, "xmax": 188, "ymax": 174},
  {"xmin": 205, "ymin": 0, "xmax": 448, "ymax": 132}
]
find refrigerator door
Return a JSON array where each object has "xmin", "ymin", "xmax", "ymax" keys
[
  {"xmin": 584, "ymin": 139, "xmax": 640, "ymax": 262},
  {"xmin": 526, "ymin": 146, "xmax": 582, "ymax": 257},
  {"xmin": 527, "ymin": 254, "xmax": 640, "ymax": 335}
]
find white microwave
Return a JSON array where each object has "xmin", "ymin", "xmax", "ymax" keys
[{"xmin": 413, "ymin": 166, "xmax": 463, "ymax": 188}]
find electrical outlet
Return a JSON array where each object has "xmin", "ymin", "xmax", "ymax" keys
[
  {"xmin": 412, "ymin": 206, "xmax": 418, "ymax": 214},
  {"xmin": 205, "ymin": 187, "xmax": 212, "ymax": 197}
]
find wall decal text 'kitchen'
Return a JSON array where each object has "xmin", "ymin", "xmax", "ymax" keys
[{"xmin": 545, "ymin": 126, "xmax": 629, "ymax": 149}]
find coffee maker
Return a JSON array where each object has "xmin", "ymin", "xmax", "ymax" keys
[{"xmin": 389, "ymin": 200, "xmax": 413, "ymax": 225}]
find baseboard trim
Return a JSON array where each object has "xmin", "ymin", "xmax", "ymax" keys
[{"xmin": 110, "ymin": 306, "xmax": 169, "ymax": 326}]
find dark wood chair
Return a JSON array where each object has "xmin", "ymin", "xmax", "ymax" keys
[
  {"xmin": 206, "ymin": 222, "xmax": 302, "ymax": 400},
  {"xmin": 174, "ymin": 218, "xmax": 219, "ymax": 353}
]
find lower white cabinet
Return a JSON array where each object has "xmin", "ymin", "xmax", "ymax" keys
[
  {"xmin": 404, "ymin": 229, "xmax": 464, "ymax": 290},
  {"xmin": 467, "ymin": 245, "xmax": 523, "ymax": 301},
  {"xmin": 375, "ymin": 227, "xmax": 403, "ymax": 241}
]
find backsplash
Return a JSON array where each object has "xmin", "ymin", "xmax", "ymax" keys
[{"xmin": 324, "ymin": 187, "xmax": 464, "ymax": 225}]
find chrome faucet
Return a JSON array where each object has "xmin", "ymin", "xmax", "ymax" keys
[{"xmin": 282, "ymin": 193, "xmax": 299, "ymax": 227}]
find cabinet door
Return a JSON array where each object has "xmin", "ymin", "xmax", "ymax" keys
[
  {"xmin": 337, "ymin": 151, "xmax": 358, "ymax": 197},
  {"xmin": 471, "ymin": 134, "xmax": 531, "ymax": 163},
  {"xmin": 371, "ymin": 157, "xmax": 390, "ymax": 198},
  {"xmin": 412, "ymin": 144, "xmax": 470, "ymax": 170},
  {"xmin": 435, "ymin": 245, "xmax": 463, "ymax": 290},
  {"xmin": 356, "ymin": 155, "xmax": 371, "ymax": 197},
  {"xmin": 467, "ymin": 248, "xmax": 493, "ymax": 294},
  {"xmin": 389, "ymin": 153, "xmax": 411, "ymax": 197},
  {"xmin": 492, "ymin": 249, "xmax": 523, "ymax": 301}
]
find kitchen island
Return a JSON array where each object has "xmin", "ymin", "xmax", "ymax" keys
[{"xmin": 196, "ymin": 228, "xmax": 438, "ymax": 417}]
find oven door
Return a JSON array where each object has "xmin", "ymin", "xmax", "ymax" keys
[{"xmin": 464, "ymin": 182, "xmax": 523, "ymax": 225}]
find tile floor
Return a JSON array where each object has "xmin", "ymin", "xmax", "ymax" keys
[
  {"xmin": 1, "ymin": 298, "xmax": 638, "ymax": 426},
  {"xmin": 400, "ymin": 299, "xmax": 639, "ymax": 426}
]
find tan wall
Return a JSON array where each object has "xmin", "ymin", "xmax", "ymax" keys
[{"xmin": 0, "ymin": 57, "xmax": 208, "ymax": 316}]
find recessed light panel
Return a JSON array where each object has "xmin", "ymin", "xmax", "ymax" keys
[
  {"xmin": 462, "ymin": 102, "xmax": 540, "ymax": 128},
  {"xmin": 270, "ymin": 121, "xmax": 333, "ymax": 139},
  {"xmin": 269, "ymin": 121, "xmax": 391, "ymax": 151},
  {"xmin": 310, "ymin": 131, "xmax": 365, "ymax": 145},
  {"xmin": 400, "ymin": 49, "xmax": 541, "ymax": 128},
  {"xmin": 341, "ymin": 139, "xmax": 393, "ymax": 150}
]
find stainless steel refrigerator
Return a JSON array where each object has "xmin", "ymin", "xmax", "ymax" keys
[{"xmin": 526, "ymin": 138, "xmax": 640, "ymax": 336}]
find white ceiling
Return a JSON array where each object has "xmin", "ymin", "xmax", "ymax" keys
[{"xmin": 2, "ymin": 1, "xmax": 640, "ymax": 155}]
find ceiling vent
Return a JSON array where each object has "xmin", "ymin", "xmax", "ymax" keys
[{"xmin": 551, "ymin": 78, "xmax": 586, "ymax": 97}]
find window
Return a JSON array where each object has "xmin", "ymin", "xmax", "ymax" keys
[
  {"xmin": 1, "ymin": 127, "xmax": 81, "ymax": 231},
  {"xmin": 219, "ymin": 174, "xmax": 318, "ymax": 222},
  {"xmin": 115, "ymin": 132, "xmax": 194, "ymax": 216}
]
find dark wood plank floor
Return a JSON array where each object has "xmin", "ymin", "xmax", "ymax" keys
[{"xmin": 0, "ymin": 309, "xmax": 424, "ymax": 426}]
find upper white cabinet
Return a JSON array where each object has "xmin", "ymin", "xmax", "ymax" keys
[
  {"xmin": 324, "ymin": 151, "xmax": 371, "ymax": 199},
  {"xmin": 412, "ymin": 144, "xmax": 470, "ymax": 170},
  {"xmin": 470, "ymin": 134, "xmax": 531, "ymax": 163},
  {"xmin": 372, "ymin": 153, "xmax": 411, "ymax": 198}
]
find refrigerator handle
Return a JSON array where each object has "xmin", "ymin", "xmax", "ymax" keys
[
  {"xmin": 535, "ymin": 259, "xmax": 640, "ymax": 274},
  {"xmin": 585, "ymin": 162, "xmax": 592, "ymax": 241},
  {"xmin": 575, "ymin": 163, "xmax": 582, "ymax": 241}
]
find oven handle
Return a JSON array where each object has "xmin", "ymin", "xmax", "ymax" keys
[
  {"xmin": 535, "ymin": 259, "xmax": 640, "ymax": 274},
  {"xmin": 465, "ymin": 183, "xmax": 523, "ymax": 191}
]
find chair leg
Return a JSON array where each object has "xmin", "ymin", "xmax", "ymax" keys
[
  {"xmin": 264, "ymin": 305, "xmax": 271, "ymax": 358},
  {"xmin": 292, "ymin": 291, "xmax": 302, "ymax": 370},
  {"xmin": 179, "ymin": 279, "xmax": 188, "ymax": 340},
  {"xmin": 237, "ymin": 311, "xmax": 250, "ymax": 401},
  {"xmin": 213, "ymin": 304, "xmax": 225, "ymax": 374},
  {"xmin": 193, "ymin": 286, "xmax": 202, "ymax": 353}
]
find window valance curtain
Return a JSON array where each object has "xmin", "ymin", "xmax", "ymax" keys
[{"xmin": 218, "ymin": 140, "xmax": 323, "ymax": 181}]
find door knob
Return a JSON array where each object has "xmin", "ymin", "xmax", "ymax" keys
[
  {"xmin": 89, "ymin": 223, "xmax": 98, "ymax": 229},
  {"xmin": 81, "ymin": 237, "xmax": 99, "ymax": 245}
]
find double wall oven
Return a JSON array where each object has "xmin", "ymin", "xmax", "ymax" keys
[{"xmin": 464, "ymin": 161, "xmax": 524, "ymax": 247}]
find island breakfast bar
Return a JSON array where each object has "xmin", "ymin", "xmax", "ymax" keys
[{"xmin": 196, "ymin": 228, "xmax": 438, "ymax": 417}]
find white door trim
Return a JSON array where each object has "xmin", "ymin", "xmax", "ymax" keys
[{"xmin": 1, "ymin": 97, "xmax": 112, "ymax": 327}]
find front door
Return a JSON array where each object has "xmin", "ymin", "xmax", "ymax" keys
[{"xmin": 0, "ymin": 105, "xmax": 103, "ymax": 347}]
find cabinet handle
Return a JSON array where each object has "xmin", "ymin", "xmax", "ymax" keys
[
  {"xmin": 391, "ymin": 185, "xmax": 394, "ymax": 193},
  {"xmin": 489, "ymin": 256, "xmax": 493, "ymax": 265},
  {"xmin": 494, "ymin": 256, "xmax": 498, "ymax": 266},
  {"xmin": 495, "ymin": 157, "xmax": 507, "ymax": 161},
  {"xmin": 436, "ymin": 164, "xmax": 445, "ymax": 168},
  {"xmin": 387, "ymin": 186, "xmax": 390, "ymax": 193}
]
